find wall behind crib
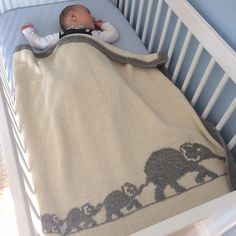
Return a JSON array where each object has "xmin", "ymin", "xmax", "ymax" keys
[{"xmin": 188, "ymin": 0, "xmax": 236, "ymax": 51}]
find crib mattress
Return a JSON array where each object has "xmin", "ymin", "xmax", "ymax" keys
[{"xmin": 0, "ymin": 0, "xmax": 148, "ymax": 88}]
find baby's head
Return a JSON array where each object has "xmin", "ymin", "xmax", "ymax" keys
[{"xmin": 59, "ymin": 4, "xmax": 95, "ymax": 31}]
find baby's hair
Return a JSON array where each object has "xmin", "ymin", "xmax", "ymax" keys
[{"xmin": 59, "ymin": 4, "xmax": 83, "ymax": 31}]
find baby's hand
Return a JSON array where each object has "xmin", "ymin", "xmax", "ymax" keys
[
  {"xmin": 21, "ymin": 23, "xmax": 33, "ymax": 31},
  {"xmin": 94, "ymin": 20, "xmax": 104, "ymax": 29}
]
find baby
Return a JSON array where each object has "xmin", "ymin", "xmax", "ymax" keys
[{"xmin": 21, "ymin": 4, "xmax": 119, "ymax": 50}]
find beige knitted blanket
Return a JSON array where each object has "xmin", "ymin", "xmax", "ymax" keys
[{"xmin": 13, "ymin": 35, "xmax": 230, "ymax": 236}]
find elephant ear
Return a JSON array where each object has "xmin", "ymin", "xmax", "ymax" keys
[
  {"xmin": 180, "ymin": 143, "xmax": 201, "ymax": 162},
  {"xmin": 52, "ymin": 214, "xmax": 60, "ymax": 224},
  {"xmin": 82, "ymin": 203, "xmax": 92, "ymax": 215},
  {"xmin": 122, "ymin": 182, "xmax": 137, "ymax": 197}
]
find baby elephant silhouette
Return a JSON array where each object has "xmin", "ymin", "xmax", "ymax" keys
[
  {"xmin": 64, "ymin": 203, "xmax": 102, "ymax": 234},
  {"xmin": 41, "ymin": 214, "xmax": 64, "ymax": 234},
  {"xmin": 144, "ymin": 143, "xmax": 225, "ymax": 202},
  {"xmin": 103, "ymin": 182, "xmax": 143, "ymax": 222}
]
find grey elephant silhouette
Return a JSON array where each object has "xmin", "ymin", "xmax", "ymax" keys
[
  {"xmin": 103, "ymin": 182, "xmax": 143, "ymax": 222},
  {"xmin": 144, "ymin": 143, "xmax": 225, "ymax": 202},
  {"xmin": 64, "ymin": 203, "xmax": 102, "ymax": 234},
  {"xmin": 41, "ymin": 213, "xmax": 64, "ymax": 234}
]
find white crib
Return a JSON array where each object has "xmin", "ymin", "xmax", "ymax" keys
[{"xmin": 0, "ymin": 0, "xmax": 236, "ymax": 235}]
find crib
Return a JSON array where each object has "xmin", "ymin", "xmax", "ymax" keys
[{"xmin": 0, "ymin": 0, "xmax": 236, "ymax": 235}]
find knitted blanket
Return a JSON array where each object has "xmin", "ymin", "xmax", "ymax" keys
[{"xmin": 13, "ymin": 35, "xmax": 232, "ymax": 236}]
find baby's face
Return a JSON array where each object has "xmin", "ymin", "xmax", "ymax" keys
[{"xmin": 70, "ymin": 6, "xmax": 95, "ymax": 29}]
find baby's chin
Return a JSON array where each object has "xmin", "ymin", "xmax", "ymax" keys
[
  {"xmin": 89, "ymin": 23, "xmax": 96, "ymax": 30},
  {"xmin": 81, "ymin": 23, "xmax": 95, "ymax": 30}
]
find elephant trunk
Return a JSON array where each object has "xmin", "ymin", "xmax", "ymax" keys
[
  {"xmin": 138, "ymin": 179, "xmax": 149, "ymax": 194},
  {"xmin": 216, "ymin": 155, "xmax": 226, "ymax": 162},
  {"xmin": 95, "ymin": 203, "xmax": 103, "ymax": 213},
  {"xmin": 59, "ymin": 219, "xmax": 65, "ymax": 225}
]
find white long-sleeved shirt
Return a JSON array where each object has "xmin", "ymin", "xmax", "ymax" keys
[{"xmin": 22, "ymin": 22, "xmax": 119, "ymax": 50}]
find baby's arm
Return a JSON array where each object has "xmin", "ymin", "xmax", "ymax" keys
[
  {"xmin": 92, "ymin": 21, "xmax": 119, "ymax": 44},
  {"xmin": 21, "ymin": 23, "xmax": 59, "ymax": 50}
]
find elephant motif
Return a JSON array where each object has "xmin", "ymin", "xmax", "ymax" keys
[
  {"xmin": 64, "ymin": 203, "xmax": 102, "ymax": 234},
  {"xmin": 41, "ymin": 142, "xmax": 226, "ymax": 235},
  {"xmin": 144, "ymin": 143, "xmax": 225, "ymax": 202},
  {"xmin": 41, "ymin": 213, "xmax": 64, "ymax": 234},
  {"xmin": 103, "ymin": 182, "xmax": 143, "ymax": 222}
]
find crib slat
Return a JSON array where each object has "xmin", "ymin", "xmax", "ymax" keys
[
  {"xmin": 148, "ymin": 0, "xmax": 163, "ymax": 52},
  {"xmin": 111, "ymin": 0, "xmax": 118, "ymax": 6},
  {"xmin": 181, "ymin": 44, "xmax": 203, "ymax": 93},
  {"xmin": 0, "ymin": 78, "xmax": 35, "ymax": 236},
  {"xmin": 1, "ymin": 75, "xmax": 14, "ymax": 107},
  {"xmin": 191, "ymin": 58, "xmax": 215, "ymax": 106},
  {"xmin": 25, "ymin": 188, "xmax": 40, "ymax": 220},
  {"xmin": 118, "ymin": 0, "xmax": 123, "ymax": 11},
  {"xmin": 15, "ymin": 135, "xmax": 31, "ymax": 172},
  {"xmin": 165, "ymin": 18, "xmax": 181, "ymax": 68},
  {"xmin": 129, "ymin": 0, "xmax": 136, "ymax": 26},
  {"xmin": 135, "ymin": 0, "xmax": 145, "ymax": 35},
  {"xmin": 157, "ymin": 6, "xmax": 172, "ymax": 51},
  {"xmin": 216, "ymin": 97, "xmax": 236, "ymax": 131},
  {"xmin": 30, "ymin": 206, "xmax": 42, "ymax": 236},
  {"xmin": 171, "ymin": 30, "xmax": 192, "ymax": 83},
  {"xmin": 0, "ymin": 63, "xmax": 14, "ymax": 106},
  {"xmin": 20, "ymin": 163, "xmax": 35, "ymax": 194},
  {"xmin": 1, "ymin": 72, "xmax": 18, "ymax": 125},
  {"xmin": 165, "ymin": 0, "xmax": 236, "ymax": 82},
  {"xmin": 3, "ymin": 103, "xmax": 19, "ymax": 142},
  {"xmin": 141, "ymin": 0, "xmax": 154, "ymax": 43},
  {"xmin": 228, "ymin": 134, "xmax": 236, "ymax": 151},
  {"xmin": 7, "ymin": 113, "xmax": 31, "ymax": 174},
  {"xmin": 124, "ymin": 0, "xmax": 129, "ymax": 18},
  {"xmin": 7, "ymin": 104, "xmax": 21, "ymax": 139},
  {"xmin": 201, "ymin": 73, "xmax": 229, "ymax": 119}
]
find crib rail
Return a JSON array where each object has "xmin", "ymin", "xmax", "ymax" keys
[
  {"xmin": 0, "ymin": 57, "xmax": 36, "ymax": 235},
  {"xmin": 118, "ymin": 0, "xmax": 236, "ymax": 154}
]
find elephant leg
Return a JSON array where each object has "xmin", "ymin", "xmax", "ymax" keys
[
  {"xmin": 133, "ymin": 199, "xmax": 142, "ymax": 209},
  {"xmin": 116, "ymin": 210, "xmax": 124, "ymax": 219},
  {"xmin": 87, "ymin": 219, "xmax": 97, "ymax": 227},
  {"xmin": 65, "ymin": 226, "xmax": 72, "ymax": 235},
  {"xmin": 126, "ymin": 203, "xmax": 133, "ymax": 211},
  {"xmin": 169, "ymin": 181, "xmax": 186, "ymax": 194},
  {"xmin": 105, "ymin": 212, "xmax": 113, "ymax": 223},
  {"xmin": 65, "ymin": 225, "xmax": 81, "ymax": 235},
  {"xmin": 196, "ymin": 167, "xmax": 218, "ymax": 183},
  {"xmin": 206, "ymin": 170, "xmax": 218, "ymax": 180},
  {"xmin": 154, "ymin": 185, "xmax": 166, "ymax": 202},
  {"xmin": 196, "ymin": 173, "xmax": 206, "ymax": 183}
]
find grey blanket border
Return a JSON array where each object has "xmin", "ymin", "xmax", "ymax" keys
[
  {"xmin": 14, "ymin": 34, "xmax": 168, "ymax": 68},
  {"xmin": 202, "ymin": 120, "xmax": 236, "ymax": 190}
]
